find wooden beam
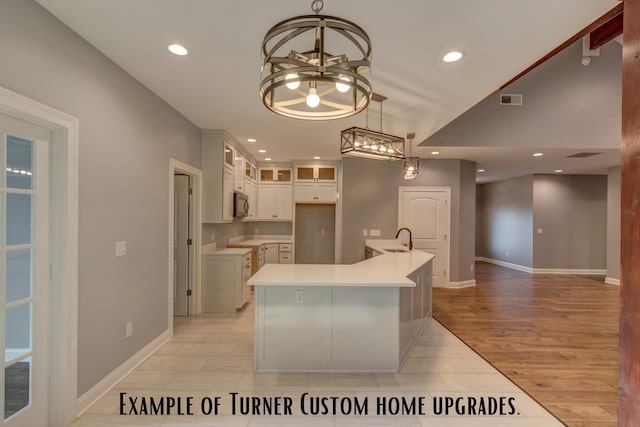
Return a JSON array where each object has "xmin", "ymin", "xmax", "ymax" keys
[
  {"xmin": 590, "ymin": 11, "xmax": 624, "ymax": 50},
  {"xmin": 496, "ymin": 3, "xmax": 624, "ymax": 92},
  {"xmin": 619, "ymin": 0, "xmax": 640, "ymax": 424}
]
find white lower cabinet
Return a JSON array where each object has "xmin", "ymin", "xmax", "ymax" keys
[
  {"xmin": 279, "ymin": 243, "xmax": 292, "ymax": 263},
  {"xmin": 202, "ymin": 249, "xmax": 251, "ymax": 313},
  {"xmin": 264, "ymin": 243, "xmax": 279, "ymax": 264}
]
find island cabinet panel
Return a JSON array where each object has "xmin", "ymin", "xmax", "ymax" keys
[{"xmin": 250, "ymin": 246, "xmax": 434, "ymax": 372}]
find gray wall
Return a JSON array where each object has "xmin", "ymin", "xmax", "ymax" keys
[
  {"xmin": 606, "ymin": 166, "xmax": 621, "ymax": 280},
  {"xmin": 295, "ymin": 204, "xmax": 336, "ymax": 264},
  {"xmin": 1, "ymin": 0, "xmax": 202, "ymax": 395},
  {"xmin": 341, "ymin": 157, "xmax": 476, "ymax": 283},
  {"xmin": 478, "ymin": 175, "xmax": 534, "ymax": 267},
  {"xmin": 533, "ymin": 174, "xmax": 607, "ymax": 270},
  {"xmin": 423, "ymin": 40, "xmax": 621, "ymax": 151},
  {"xmin": 475, "ymin": 184, "xmax": 483, "ymax": 255}
]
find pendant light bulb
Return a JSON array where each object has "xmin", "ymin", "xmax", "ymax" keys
[
  {"xmin": 336, "ymin": 76, "xmax": 351, "ymax": 93},
  {"xmin": 306, "ymin": 87, "xmax": 320, "ymax": 108},
  {"xmin": 285, "ymin": 73, "xmax": 300, "ymax": 90}
]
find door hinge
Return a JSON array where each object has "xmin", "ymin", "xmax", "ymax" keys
[
  {"xmin": 444, "ymin": 269, "xmax": 447, "ymax": 276},
  {"xmin": 188, "ymin": 187, "xmax": 193, "ymax": 195},
  {"xmin": 444, "ymin": 234, "xmax": 447, "ymax": 241},
  {"xmin": 186, "ymin": 289, "xmax": 192, "ymax": 296},
  {"xmin": 187, "ymin": 238, "xmax": 193, "ymax": 246}
]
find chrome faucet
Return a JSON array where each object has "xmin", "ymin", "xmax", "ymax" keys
[{"xmin": 395, "ymin": 227, "xmax": 413, "ymax": 250}]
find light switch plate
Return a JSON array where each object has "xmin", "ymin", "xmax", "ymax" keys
[
  {"xmin": 537, "ymin": 228, "xmax": 543, "ymax": 234},
  {"xmin": 115, "ymin": 241, "xmax": 127, "ymax": 257},
  {"xmin": 295, "ymin": 290, "xmax": 304, "ymax": 304},
  {"xmin": 362, "ymin": 229, "xmax": 368, "ymax": 236}
]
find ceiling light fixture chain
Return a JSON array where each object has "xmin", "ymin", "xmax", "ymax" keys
[{"xmin": 260, "ymin": 0, "xmax": 372, "ymax": 120}]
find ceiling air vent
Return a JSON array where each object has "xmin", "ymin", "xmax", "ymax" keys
[
  {"xmin": 566, "ymin": 152, "xmax": 602, "ymax": 158},
  {"xmin": 500, "ymin": 93, "xmax": 523, "ymax": 106}
]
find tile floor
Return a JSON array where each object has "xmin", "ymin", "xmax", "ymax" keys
[{"xmin": 72, "ymin": 298, "xmax": 563, "ymax": 426}]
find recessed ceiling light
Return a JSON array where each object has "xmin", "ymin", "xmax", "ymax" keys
[
  {"xmin": 168, "ymin": 44, "xmax": 188, "ymax": 56},
  {"xmin": 443, "ymin": 51, "xmax": 465, "ymax": 63},
  {"xmin": 247, "ymin": 138, "xmax": 257, "ymax": 143},
  {"xmin": 258, "ymin": 149, "xmax": 266, "ymax": 153},
  {"xmin": 533, "ymin": 152, "xmax": 544, "ymax": 157},
  {"xmin": 265, "ymin": 157, "xmax": 271, "ymax": 161},
  {"xmin": 431, "ymin": 151, "xmax": 440, "ymax": 155},
  {"xmin": 313, "ymin": 156, "xmax": 321, "ymax": 159},
  {"xmin": 555, "ymin": 169, "xmax": 563, "ymax": 173},
  {"xmin": 477, "ymin": 169, "xmax": 485, "ymax": 173}
]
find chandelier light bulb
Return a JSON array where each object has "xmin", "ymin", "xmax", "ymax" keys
[
  {"xmin": 285, "ymin": 73, "xmax": 300, "ymax": 90},
  {"xmin": 306, "ymin": 87, "xmax": 320, "ymax": 108},
  {"xmin": 336, "ymin": 76, "xmax": 351, "ymax": 93}
]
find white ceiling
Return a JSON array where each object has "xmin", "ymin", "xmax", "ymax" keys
[{"xmin": 36, "ymin": 0, "xmax": 620, "ymax": 181}]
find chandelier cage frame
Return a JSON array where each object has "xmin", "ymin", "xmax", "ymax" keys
[
  {"xmin": 260, "ymin": 0, "xmax": 373, "ymax": 120},
  {"xmin": 340, "ymin": 93, "xmax": 406, "ymax": 161},
  {"xmin": 403, "ymin": 132, "xmax": 419, "ymax": 179}
]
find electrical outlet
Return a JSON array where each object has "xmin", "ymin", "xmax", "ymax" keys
[
  {"xmin": 506, "ymin": 250, "xmax": 509, "ymax": 257},
  {"xmin": 211, "ymin": 232, "xmax": 215, "ymax": 241},
  {"xmin": 470, "ymin": 264, "xmax": 474, "ymax": 272},
  {"xmin": 125, "ymin": 321, "xmax": 133, "ymax": 338},
  {"xmin": 115, "ymin": 241, "xmax": 127, "ymax": 257},
  {"xmin": 295, "ymin": 290, "xmax": 304, "ymax": 304},
  {"xmin": 370, "ymin": 229, "xmax": 381, "ymax": 236},
  {"xmin": 254, "ymin": 228, "xmax": 259, "ymax": 234},
  {"xmin": 537, "ymin": 228, "xmax": 543, "ymax": 234}
]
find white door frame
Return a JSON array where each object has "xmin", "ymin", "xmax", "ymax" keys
[
  {"xmin": 398, "ymin": 186, "xmax": 451, "ymax": 286},
  {"xmin": 168, "ymin": 159, "xmax": 202, "ymax": 331},
  {"xmin": 0, "ymin": 87, "xmax": 79, "ymax": 425}
]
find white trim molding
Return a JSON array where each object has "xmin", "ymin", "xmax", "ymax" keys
[
  {"xmin": 75, "ymin": 330, "xmax": 170, "ymax": 417},
  {"xmin": 0, "ymin": 86, "xmax": 79, "ymax": 426},
  {"xmin": 476, "ymin": 257, "xmax": 533, "ymax": 273},
  {"xmin": 605, "ymin": 277, "xmax": 620, "ymax": 285},
  {"xmin": 476, "ymin": 257, "xmax": 607, "ymax": 276},
  {"xmin": 438, "ymin": 279, "xmax": 476, "ymax": 289}
]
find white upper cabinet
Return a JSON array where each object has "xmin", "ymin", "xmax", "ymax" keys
[
  {"xmin": 259, "ymin": 167, "xmax": 292, "ymax": 184},
  {"xmin": 295, "ymin": 165, "xmax": 336, "ymax": 182},
  {"xmin": 294, "ymin": 164, "xmax": 338, "ymax": 203},
  {"xmin": 257, "ymin": 184, "xmax": 292, "ymax": 220},
  {"xmin": 202, "ymin": 130, "xmax": 257, "ymax": 223}
]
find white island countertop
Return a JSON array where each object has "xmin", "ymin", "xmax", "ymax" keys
[{"xmin": 249, "ymin": 239, "xmax": 433, "ymax": 288}]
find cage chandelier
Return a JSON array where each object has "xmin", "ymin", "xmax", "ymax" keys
[
  {"xmin": 403, "ymin": 133, "xmax": 419, "ymax": 180},
  {"xmin": 260, "ymin": 0, "xmax": 372, "ymax": 120},
  {"xmin": 340, "ymin": 93, "xmax": 405, "ymax": 161}
]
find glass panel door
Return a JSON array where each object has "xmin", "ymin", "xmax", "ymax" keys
[{"xmin": 1, "ymin": 125, "xmax": 49, "ymax": 426}]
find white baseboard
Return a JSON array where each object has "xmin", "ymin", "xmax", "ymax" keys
[
  {"xmin": 437, "ymin": 279, "xmax": 476, "ymax": 288},
  {"xmin": 533, "ymin": 268, "xmax": 606, "ymax": 275},
  {"xmin": 475, "ymin": 257, "xmax": 533, "ymax": 273},
  {"xmin": 75, "ymin": 329, "xmax": 171, "ymax": 417},
  {"xmin": 476, "ymin": 257, "xmax": 606, "ymax": 276},
  {"xmin": 605, "ymin": 277, "xmax": 620, "ymax": 285}
]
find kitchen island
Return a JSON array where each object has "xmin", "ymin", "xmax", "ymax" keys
[{"xmin": 248, "ymin": 240, "xmax": 433, "ymax": 372}]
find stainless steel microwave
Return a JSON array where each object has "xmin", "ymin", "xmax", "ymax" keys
[{"xmin": 233, "ymin": 191, "xmax": 249, "ymax": 218}]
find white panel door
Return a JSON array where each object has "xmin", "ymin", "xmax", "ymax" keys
[
  {"xmin": 1, "ymin": 118, "xmax": 49, "ymax": 426},
  {"xmin": 173, "ymin": 174, "xmax": 190, "ymax": 317},
  {"xmin": 399, "ymin": 188, "xmax": 450, "ymax": 286}
]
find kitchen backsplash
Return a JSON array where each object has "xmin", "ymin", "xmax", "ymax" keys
[{"xmin": 202, "ymin": 221, "xmax": 292, "ymax": 247}]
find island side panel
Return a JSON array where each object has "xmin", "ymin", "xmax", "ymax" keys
[
  {"xmin": 399, "ymin": 259, "xmax": 433, "ymax": 366},
  {"xmin": 255, "ymin": 285, "xmax": 400, "ymax": 372}
]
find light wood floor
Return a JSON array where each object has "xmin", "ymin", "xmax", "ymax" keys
[{"xmin": 433, "ymin": 262, "xmax": 619, "ymax": 427}]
